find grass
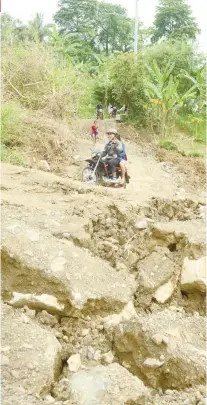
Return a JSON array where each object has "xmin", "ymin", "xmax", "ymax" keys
[
  {"xmin": 160, "ymin": 139, "xmax": 178, "ymax": 151},
  {"xmin": 1, "ymin": 101, "xmax": 25, "ymax": 148},
  {"xmin": 1, "ymin": 101, "xmax": 26, "ymax": 164},
  {"xmin": 177, "ymin": 113, "xmax": 206, "ymax": 143},
  {"xmin": 180, "ymin": 149, "xmax": 204, "ymax": 158},
  {"xmin": 1, "ymin": 144, "xmax": 24, "ymax": 165}
]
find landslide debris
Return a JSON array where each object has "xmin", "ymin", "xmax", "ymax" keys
[{"xmin": 1, "ymin": 163, "xmax": 206, "ymax": 405}]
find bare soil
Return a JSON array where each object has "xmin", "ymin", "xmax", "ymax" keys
[{"xmin": 1, "ymin": 118, "xmax": 206, "ymax": 405}]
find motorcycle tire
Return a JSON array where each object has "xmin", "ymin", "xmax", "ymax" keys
[{"xmin": 82, "ymin": 167, "xmax": 98, "ymax": 184}]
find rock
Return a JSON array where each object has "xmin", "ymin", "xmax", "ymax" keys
[
  {"xmin": 38, "ymin": 160, "xmax": 51, "ymax": 172},
  {"xmin": 116, "ymin": 262, "xmax": 127, "ymax": 272},
  {"xmin": 55, "ymin": 363, "xmax": 148, "ymax": 404},
  {"xmin": 135, "ymin": 218, "xmax": 148, "ymax": 230},
  {"xmin": 67, "ymin": 354, "xmax": 81, "ymax": 372},
  {"xmin": 143, "ymin": 358, "xmax": 165, "ymax": 368},
  {"xmin": 112, "ymin": 310, "xmax": 206, "ymax": 389},
  {"xmin": 44, "ymin": 395, "xmax": 55, "ymax": 403},
  {"xmin": 93, "ymin": 350, "xmax": 101, "ymax": 361},
  {"xmin": 151, "ymin": 220, "xmax": 205, "ymax": 258},
  {"xmin": 152, "ymin": 334, "xmax": 168, "ymax": 346},
  {"xmin": 138, "ymin": 252, "xmax": 174, "ymax": 290},
  {"xmin": 181, "ymin": 257, "xmax": 207, "ymax": 294},
  {"xmin": 8, "ymin": 292, "xmax": 65, "ymax": 314},
  {"xmin": 2, "ymin": 304, "xmax": 61, "ymax": 400},
  {"xmin": 24, "ymin": 307, "xmax": 36, "ymax": 319},
  {"xmin": 199, "ymin": 205, "xmax": 206, "ymax": 219},
  {"xmin": 153, "ymin": 279, "xmax": 175, "ymax": 303},
  {"xmin": 101, "ymin": 351, "xmax": 114, "ymax": 364},
  {"xmin": 127, "ymin": 251, "xmax": 137, "ymax": 267},
  {"xmin": 137, "ymin": 251, "xmax": 175, "ymax": 307},
  {"xmin": 80, "ymin": 329, "xmax": 89, "ymax": 337},
  {"xmin": 87, "ymin": 346, "xmax": 95, "ymax": 360},
  {"xmin": 2, "ymin": 217, "xmax": 135, "ymax": 314},
  {"xmin": 103, "ymin": 301, "xmax": 138, "ymax": 329}
]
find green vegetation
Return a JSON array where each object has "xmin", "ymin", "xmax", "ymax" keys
[
  {"xmin": 151, "ymin": 0, "xmax": 200, "ymax": 42},
  {"xmin": 1, "ymin": 0, "xmax": 206, "ymax": 164},
  {"xmin": 177, "ymin": 113, "xmax": 206, "ymax": 142},
  {"xmin": 160, "ymin": 139, "xmax": 177, "ymax": 151}
]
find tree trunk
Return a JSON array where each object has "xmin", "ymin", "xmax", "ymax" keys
[{"xmin": 106, "ymin": 31, "xmax": 109, "ymax": 56}]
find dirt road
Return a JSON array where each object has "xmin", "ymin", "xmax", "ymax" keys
[
  {"xmin": 75, "ymin": 119, "xmax": 204, "ymax": 204},
  {"xmin": 1, "ymin": 118, "xmax": 206, "ymax": 405}
]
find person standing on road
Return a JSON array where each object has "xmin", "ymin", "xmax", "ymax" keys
[{"xmin": 91, "ymin": 120, "xmax": 98, "ymax": 144}]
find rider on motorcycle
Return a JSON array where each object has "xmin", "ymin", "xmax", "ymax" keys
[
  {"xmin": 96, "ymin": 103, "xmax": 103, "ymax": 119},
  {"xmin": 102, "ymin": 128, "xmax": 122, "ymax": 182}
]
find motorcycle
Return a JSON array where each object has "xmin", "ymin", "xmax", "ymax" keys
[
  {"xmin": 82, "ymin": 150, "xmax": 130, "ymax": 188},
  {"xmin": 97, "ymin": 109, "xmax": 104, "ymax": 120},
  {"xmin": 111, "ymin": 107, "xmax": 117, "ymax": 118}
]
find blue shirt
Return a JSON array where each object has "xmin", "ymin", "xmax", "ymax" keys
[{"xmin": 118, "ymin": 143, "xmax": 126, "ymax": 160}]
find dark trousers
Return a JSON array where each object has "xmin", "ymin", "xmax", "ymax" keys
[{"xmin": 107, "ymin": 158, "xmax": 120, "ymax": 176}]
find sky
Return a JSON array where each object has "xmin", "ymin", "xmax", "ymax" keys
[{"xmin": 2, "ymin": 0, "xmax": 207, "ymax": 51}]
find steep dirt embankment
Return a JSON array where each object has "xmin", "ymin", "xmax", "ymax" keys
[{"xmin": 1, "ymin": 120, "xmax": 206, "ymax": 405}]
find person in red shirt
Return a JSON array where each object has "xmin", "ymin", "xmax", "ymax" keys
[{"xmin": 91, "ymin": 121, "xmax": 98, "ymax": 144}]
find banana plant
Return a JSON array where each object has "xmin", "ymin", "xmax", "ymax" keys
[
  {"xmin": 180, "ymin": 65, "xmax": 206, "ymax": 110},
  {"xmin": 145, "ymin": 60, "xmax": 197, "ymax": 136}
]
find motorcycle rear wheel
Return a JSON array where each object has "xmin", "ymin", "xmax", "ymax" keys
[{"xmin": 82, "ymin": 167, "xmax": 98, "ymax": 184}]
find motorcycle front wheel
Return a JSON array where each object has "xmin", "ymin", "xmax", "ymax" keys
[{"xmin": 82, "ymin": 167, "xmax": 98, "ymax": 184}]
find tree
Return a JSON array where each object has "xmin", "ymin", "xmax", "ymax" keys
[
  {"xmin": 96, "ymin": 2, "xmax": 132, "ymax": 55},
  {"xmin": 28, "ymin": 13, "xmax": 51, "ymax": 43},
  {"xmin": 1, "ymin": 13, "xmax": 30, "ymax": 44},
  {"xmin": 54, "ymin": 0, "xmax": 133, "ymax": 56},
  {"xmin": 152, "ymin": 0, "xmax": 200, "ymax": 42},
  {"xmin": 54, "ymin": 0, "xmax": 96, "ymax": 42}
]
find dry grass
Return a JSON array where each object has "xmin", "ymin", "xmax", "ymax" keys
[{"xmin": 20, "ymin": 110, "xmax": 76, "ymax": 173}]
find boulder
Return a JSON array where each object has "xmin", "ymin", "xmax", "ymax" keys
[
  {"xmin": 151, "ymin": 220, "xmax": 205, "ymax": 259},
  {"xmin": 54, "ymin": 363, "xmax": 148, "ymax": 404},
  {"xmin": 8, "ymin": 292, "xmax": 65, "ymax": 313},
  {"xmin": 136, "ymin": 251, "xmax": 176, "ymax": 307},
  {"xmin": 38, "ymin": 160, "xmax": 51, "ymax": 172},
  {"xmin": 1, "ymin": 304, "xmax": 61, "ymax": 401},
  {"xmin": 2, "ymin": 217, "xmax": 135, "ymax": 315},
  {"xmin": 181, "ymin": 257, "xmax": 207, "ymax": 294},
  {"xmin": 113, "ymin": 310, "xmax": 206, "ymax": 389},
  {"xmin": 138, "ymin": 252, "xmax": 175, "ymax": 290}
]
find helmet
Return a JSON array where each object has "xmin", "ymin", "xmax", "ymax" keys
[{"xmin": 106, "ymin": 128, "xmax": 117, "ymax": 135}]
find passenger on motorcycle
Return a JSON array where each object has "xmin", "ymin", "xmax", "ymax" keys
[
  {"xmin": 116, "ymin": 133, "xmax": 127, "ymax": 185},
  {"xmin": 102, "ymin": 128, "xmax": 122, "ymax": 182}
]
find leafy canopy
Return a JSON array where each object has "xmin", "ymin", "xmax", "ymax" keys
[
  {"xmin": 152, "ymin": 0, "xmax": 200, "ymax": 42},
  {"xmin": 54, "ymin": 0, "xmax": 133, "ymax": 55}
]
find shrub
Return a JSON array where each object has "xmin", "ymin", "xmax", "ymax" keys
[
  {"xmin": 1, "ymin": 101, "xmax": 26, "ymax": 148},
  {"xmin": 2, "ymin": 42, "xmax": 89, "ymax": 117},
  {"xmin": 177, "ymin": 113, "xmax": 206, "ymax": 142},
  {"xmin": 1, "ymin": 144, "xmax": 24, "ymax": 165},
  {"xmin": 160, "ymin": 139, "xmax": 178, "ymax": 150}
]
